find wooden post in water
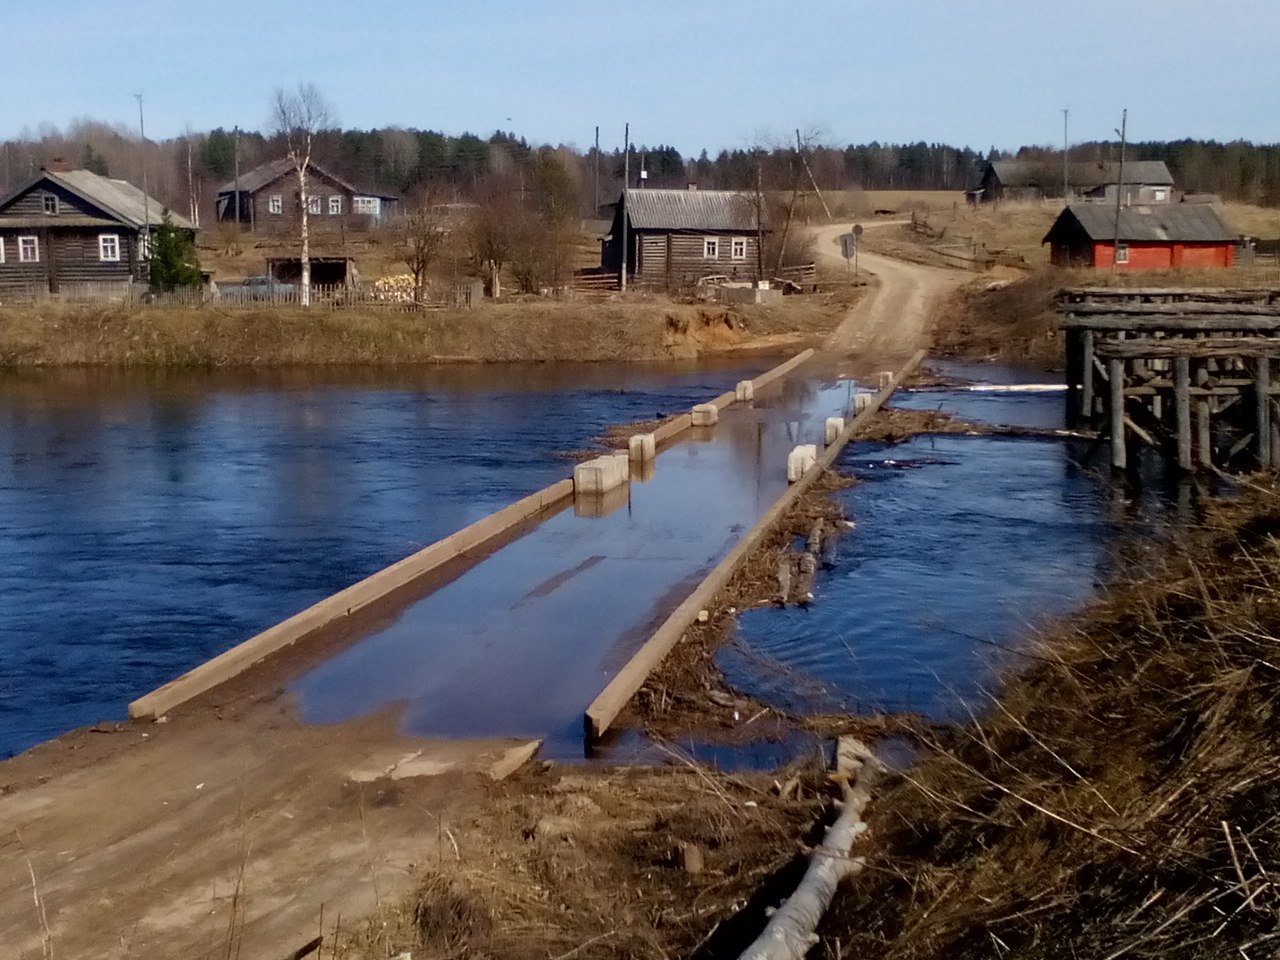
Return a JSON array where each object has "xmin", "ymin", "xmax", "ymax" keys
[
  {"xmin": 1109, "ymin": 358, "xmax": 1127, "ymax": 470},
  {"xmin": 1081, "ymin": 329, "xmax": 1095, "ymax": 419},
  {"xmin": 1257, "ymin": 357, "xmax": 1272, "ymax": 468},
  {"xmin": 1196, "ymin": 366, "xmax": 1213, "ymax": 467},
  {"xmin": 1175, "ymin": 356, "xmax": 1192, "ymax": 472}
]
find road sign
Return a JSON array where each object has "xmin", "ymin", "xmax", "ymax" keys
[
  {"xmin": 840, "ymin": 234, "xmax": 855, "ymax": 259},
  {"xmin": 853, "ymin": 223, "xmax": 864, "ymax": 238}
]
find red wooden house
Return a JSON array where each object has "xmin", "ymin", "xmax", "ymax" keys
[{"xmin": 1043, "ymin": 203, "xmax": 1237, "ymax": 269}]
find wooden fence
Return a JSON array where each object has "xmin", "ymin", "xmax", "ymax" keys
[{"xmin": 0, "ymin": 280, "xmax": 484, "ymax": 311}]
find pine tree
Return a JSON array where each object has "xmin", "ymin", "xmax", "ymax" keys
[{"xmin": 148, "ymin": 210, "xmax": 202, "ymax": 291}]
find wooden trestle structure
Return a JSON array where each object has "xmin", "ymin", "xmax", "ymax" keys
[{"xmin": 1062, "ymin": 287, "xmax": 1280, "ymax": 472}]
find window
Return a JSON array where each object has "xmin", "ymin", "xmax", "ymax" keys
[
  {"xmin": 268, "ymin": 194, "xmax": 283, "ymax": 215},
  {"xmin": 1115, "ymin": 244, "xmax": 1130, "ymax": 265},
  {"xmin": 703, "ymin": 237, "xmax": 719, "ymax": 259},
  {"xmin": 307, "ymin": 195, "xmax": 322, "ymax": 215},
  {"xmin": 730, "ymin": 237, "xmax": 747, "ymax": 260},
  {"xmin": 98, "ymin": 234, "xmax": 120, "ymax": 262},
  {"xmin": 353, "ymin": 196, "xmax": 379, "ymax": 216},
  {"xmin": 18, "ymin": 236, "xmax": 39, "ymax": 262},
  {"xmin": 42, "ymin": 194, "xmax": 59, "ymax": 215},
  {"xmin": 0, "ymin": 237, "xmax": 5, "ymax": 264},
  {"xmin": 1152, "ymin": 188, "xmax": 1167, "ymax": 201},
  {"xmin": 139, "ymin": 230, "xmax": 152, "ymax": 260},
  {"xmin": 328, "ymin": 195, "xmax": 343, "ymax": 215}
]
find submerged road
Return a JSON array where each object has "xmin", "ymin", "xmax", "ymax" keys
[{"xmin": 0, "ymin": 232, "xmax": 967, "ymax": 959}]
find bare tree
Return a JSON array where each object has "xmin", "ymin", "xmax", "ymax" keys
[
  {"xmin": 271, "ymin": 83, "xmax": 333, "ymax": 307},
  {"xmin": 398, "ymin": 194, "xmax": 448, "ymax": 303}
]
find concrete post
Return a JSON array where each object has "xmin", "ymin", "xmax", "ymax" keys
[
  {"xmin": 691, "ymin": 403, "xmax": 719, "ymax": 426},
  {"xmin": 628, "ymin": 433, "xmax": 656, "ymax": 463},
  {"xmin": 854, "ymin": 393, "xmax": 872, "ymax": 414},
  {"xmin": 735, "ymin": 380, "xmax": 755, "ymax": 402},
  {"xmin": 574, "ymin": 454, "xmax": 630, "ymax": 494},
  {"xmin": 824, "ymin": 417, "xmax": 845, "ymax": 445},
  {"xmin": 787, "ymin": 444, "xmax": 818, "ymax": 482},
  {"xmin": 878, "ymin": 371, "xmax": 894, "ymax": 390}
]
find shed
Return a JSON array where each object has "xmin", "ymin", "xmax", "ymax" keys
[
  {"xmin": 975, "ymin": 160, "xmax": 1174, "ymax": 204},
  {"xmin": 601, "ymin": 188, "xmax": 766, "ymax": 289},
  {"xmin": 0, "ymin": 166, "xmax": 195, "ymax": 299},
  {"xmin": 1043, "ymin": 204, "xmax": 1237, "ymax": 269}
]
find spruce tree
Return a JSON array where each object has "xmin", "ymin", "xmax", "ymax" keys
[{"xmin": 148, "ymin": 210, "xmax": 202, "ymax": 291}]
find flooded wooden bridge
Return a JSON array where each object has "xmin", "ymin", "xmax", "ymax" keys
[{"xmin": 1062, "ymin": 287, "xmax": 1280, "ymax": 471}]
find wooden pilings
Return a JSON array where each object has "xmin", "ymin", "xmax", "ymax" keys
[{"xmin": 1061, "ymin": 287, "xmax": 1280, "ymax": 474}]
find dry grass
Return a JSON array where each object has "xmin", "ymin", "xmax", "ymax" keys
[
  {"xmin": 330, "ymin": 764, "xmax": 829, "ymax": 960},
  {"xmin": 816, "ymin": 480, "xmax": 1280, "ymax": 959},
  {"xmin": 0, "ymin": 292, "xmax": 855, "ymax": 367}
]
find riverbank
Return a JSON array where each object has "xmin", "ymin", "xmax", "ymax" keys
[{"xmin": 0, "ymin": 289, "xmax": 863, "ymax": 367}]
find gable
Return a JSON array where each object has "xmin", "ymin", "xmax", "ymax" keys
[{"xmin": 0, "ymin": 175, "xmax": 123, "ymax": 227}]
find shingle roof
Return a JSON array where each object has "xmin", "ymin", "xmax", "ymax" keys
[
  {"xmin": 991, "ymin": 160, "xmax": 1173, "ymax": 188},
  {"xmin": 623, "ymin": 189, "xmax": 762, "ymax": 231},
  {"xmin": 0, "ymin": 169, "xmax": 196, "ymax": 230},
  {"xmin": 216, "ymin": 158, "xmax": 398, "ymax": 200},
  {"xmin": 1044, "ymin": 203, "xmax": 1237, "ymax": 244}
]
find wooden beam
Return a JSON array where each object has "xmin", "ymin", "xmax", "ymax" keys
[
  {"xmin": 1174, "ymin": 356, "xmax": 1192, "ymax": 471},
  {"xmin": 1065, "ymin": 302, "xmax": 1280, "ymax": 317},
  {"xmin": 1259, "ymin": 358, "xmax": 1272, "ymax": 468},
  {"xmin": 1196, "ymin": 367, "xmax": 1212, "ymax": 467},
  {"xmin": 1110, "ymin": 358, "xmax": 1126, "ymax": 471},
  {"xmin": 1095, "ymin": 337, "xmax": 1280, "ymax": 360},
  {"xmin": 1081, "ymin": 328, "xmax": 1095, "ymax": 418},
  {"xmin": 1062, "ymin": 315, "xmax": 1280, "ymax": 332}
]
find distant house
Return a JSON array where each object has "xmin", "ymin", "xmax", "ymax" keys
[
  {"xmin": 1043, "ymin": 203, "xmax": 1237, "ymax": 269},
  {"xmin": 215, "ymin": 159, "xmax": 400, "ymax": 232},
  {"xmin": 601, "ymin": 188, "xmax": 766, "ymax": 288},
  {"xmin": 0, "ymin": 165, "xmax": 194, "ymax": 298},
  {"xmin": 972, "ymin": 160, "xmax": 1175, "ymax": 205}
]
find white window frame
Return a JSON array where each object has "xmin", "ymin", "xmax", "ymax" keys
[
  {"xmin": 18, "ymin": 235, "xmax": 39, "ymax": 263},
  {"xmin": 268, "ymin": 194, "xmax": 283, "ymax": 215},
  {"xmin": 328, "ymin": 195, "xmax": 343, "ymax": 215},
  {"xmin": 703, "ymin": 237, "xmax": 719, "ymax": 259},
  {"xmin": 1152, "ymin": 188, "xmax": 1167, "ymax": 201},
  {"xmin": 1115, "ymin": 243, "xmax": 1130, "ymax": 265},
  {"xmin": 43, "ymin": 194, "xmax": 59, "ymax": 215},
  {"xmin": 353, "ymin": 196, "xmax": 378, "ymax": 216},
  {"xmin": 730, "ymin": 237, "xmax": 747, "ymax": 260},
  {"xmin": 98, "ymin": 233, "xmax": 121, "ymax": 263},
  {"xmin": 0, "ymin": 237, "xmax": 5, "ymax": 264},
  {"xmin": 307, "ymin": 195, "xmax": 322, "ymax": 215}
]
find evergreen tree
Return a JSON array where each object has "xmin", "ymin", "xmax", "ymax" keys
[{"xmin": 148, "ymin": 211, "xmax": 202, "ymax": 291}]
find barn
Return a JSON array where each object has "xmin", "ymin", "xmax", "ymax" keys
[
  {"xmin": 972, "ymin": 160, "xmax": 1174, "ymax": 205},
  {"xmin": 1043, "ymin": 203, "xmax": 1237, "ymax": 270},
  {"xmin": 601, "ymin": 188, "xmax": 765, "ymax": 289}
]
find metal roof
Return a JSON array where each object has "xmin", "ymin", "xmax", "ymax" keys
[
  {"xmin": 623, "ymin": 189, "xmax": 761, "ymax": 231},
  {"xmin": 0, "ymin": 169, "xmax": 195, "ymax": 230},
  {"xmin": 1044, "ymin": 203, "xmax": 1237, "ymax": 244},
  {"xmin": 216, "ymin": 158, "xmax": 398, "ymax": 200},
  {"xmin": 990, "ymin": 159, "xmax": 1174, "ymax": 188}
]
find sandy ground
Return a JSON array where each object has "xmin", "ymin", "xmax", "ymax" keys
[{"xmin": 0, "ymin": 231, "xmax": 962, "ymax": 960}]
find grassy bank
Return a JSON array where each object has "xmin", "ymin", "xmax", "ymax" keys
[
  {"xmin": 817, "ymin": 481, "xmax": 1280, "ymax": 959},
  {"xmin": 0, "ymin": 292, "xmax": 857, "ymax": 367}
]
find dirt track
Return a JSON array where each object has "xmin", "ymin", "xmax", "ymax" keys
[{"xmin": 811, "ymin": 221, "xmax": 967, "ymax": 365}]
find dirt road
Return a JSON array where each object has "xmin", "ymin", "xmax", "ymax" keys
[{"xmin": 810, "ymin": 221, "xmax": 968, "ymax": 367}]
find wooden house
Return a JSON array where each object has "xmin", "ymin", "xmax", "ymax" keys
[
  {"xmin": 215, "ymin": 158, "xmax": 400, "ymax": 232},
  {"xmin": 973, "ymin": 160, "xmax": 1174, "ymax": 205},
  {"xmin": 0, "ymin": 166, "xmax": 194, "ymax": 299},
  {"xmin": 601, "ymin": 188, "xmax": 765, "ymax": 288},
  {"xmin": 1043, "ymin": 203, "xmax": 1237, "ymax": 269}
]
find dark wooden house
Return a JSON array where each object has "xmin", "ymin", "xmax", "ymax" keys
[
  {"xmin": 0, "ymin": 167, "xmax": 195, "ymax": 299},
  {"xmin": 215, "ymin": 159, "xmax": 400, "ymax": 232},
  {"xmin": 972, "ymin": 160, "xmax": 1174, "ymax": 205},
  {"xmin": 1043, "ymin": 203, "xmax": 1236, "ymax": 269},
  {"xmin": 601, "ymin": 188, "xmax": 765, "ymax": 288}
]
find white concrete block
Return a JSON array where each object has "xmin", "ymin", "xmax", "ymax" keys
[
  {"xmin": 574, "ymin": 455, "xmax": 629, "ymax": 494},
  {"xmin": 854, "ymin": 393, "xmax": 872, "ymax": 414},
  {"xmin": 878, "ymin": 371, "xmax": 894, "ymax": 390},
  {"xmin": 787, "ymin": 444, "xmax": 818, "ymax": 483},
  {"xmin": 691, "ymin": 403, "xmax": 719, "ymax": 426},
  {"xmin": 628, "ymin": 432, "xmax": 656, "ymax": 462},
  {"xmin": 825, "ymin": 417, "xmax": 845, "ymax": 445},
  {"xmin": 735, "ymin": 380, "xmax": 755, "ymax": 402}
]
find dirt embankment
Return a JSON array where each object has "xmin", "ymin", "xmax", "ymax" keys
[{"xmin": 0, "ymin": 290, "xmax": 862, "ymax": 367}]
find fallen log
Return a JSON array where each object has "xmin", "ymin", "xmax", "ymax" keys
[{"xmin": 737, "ymin": 737, "xmax": 881, "ymax": 960}]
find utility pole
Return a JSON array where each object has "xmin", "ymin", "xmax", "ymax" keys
[
  {"xmin": 1112, "ymin": 108, "xmax": 1128, "ymax": 272},
  {"xmin": 593, "ymin": 125, "xmax": 600, "ymax": 213},
  {"xmin": 135, "ymin": 94, "xmax": 150, "ymax": 274},
  {"xmin": 1062, "ymin": 108, "xmax": 1069, "ymax": 201},
  {"xmin": 233, "ymin": 126, "xmax": 241, "ymax": 228},
  {"xmin": 755, "ymin": 156, "xmax": 764, "ymax": 284},
  {"xmin": 621, "ymin": 122, "xmax": 629, "ymax": 293}
]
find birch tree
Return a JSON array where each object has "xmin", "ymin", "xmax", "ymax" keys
[{"xmin": 272, "ymin": 83, "xmax": 333, "ymax": 307}]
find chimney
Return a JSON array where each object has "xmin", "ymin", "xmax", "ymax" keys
[{"xmin": 46, "ymin": 157, "xmax": 72, "ymax": 173}]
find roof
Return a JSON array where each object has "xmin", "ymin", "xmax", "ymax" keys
[
  {"xmin": 0, "ymin": 169, "xmax": 195, "ymax": 230},
  {"xmin": 216, "ymin": 158, "xmax": 399, "ymax": 200},
  {"xmin": 1043, "ymin": 204, "xmax": 1237, "ymax": 245},
  {"xmin": 990, "ymin": 160, "xmax": 1173, "ymax": 189},
  {"xmin": 623, "ymin": 189, "xmax": 761, "ymax": 231}
]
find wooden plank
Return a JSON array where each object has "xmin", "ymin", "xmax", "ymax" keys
[
  {"xmin": 1062, "ymin": 287, "xmax": 1277, "ymax": 303},
  {"xmin": 1110, "ymin": 358, "xmax": 1126, "ymax": 471},
  {"xmin": 1095, "ymin": 337, "xmax": 1280, "ymax": 360},
  {"xmin": 1259, "ymin": 358, "xmax": 1272, "ymax": 467},
  {"xmin": 1196, "ymin": 367, "xmax": 1213, "ymax": 467},
  {"xmin": 1065, "ymin": 302, "xmax": 1280, "ymax": 317},
  {"xmin": 1061, "ymin": 315, "xmax": 1280, "ymax": 331},
  {"xmin": 1081, "ymin": 329, "xmax": 1095, "ymax": 419},
  {"xmin": 1175, "ymin": 356, "xmax": 1192, "ymax": 471}
]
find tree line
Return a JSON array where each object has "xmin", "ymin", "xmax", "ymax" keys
[{"xmin": 3, "ymin": 120, "xmax": 1279, "ymax": 225}]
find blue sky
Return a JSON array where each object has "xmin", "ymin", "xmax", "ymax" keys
[{"xmin": 4, "ymin": 0, "xmax": 1276, "ymax": 154}]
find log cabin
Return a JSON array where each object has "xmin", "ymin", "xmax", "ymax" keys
[
  {"xmin": 972, "ymin": 160, "xmax": 1174, "ymax": 205},
  {"xmin": 215, "ymin": 158, "xmax": 400, "ymax": 233},
  {"xmin": 0, "ymin": 165, "xmax": 195, "ymax": 299},
  {"xmin": 601, "ymin": 188, "xmax": 767, "ymax": 289}
]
